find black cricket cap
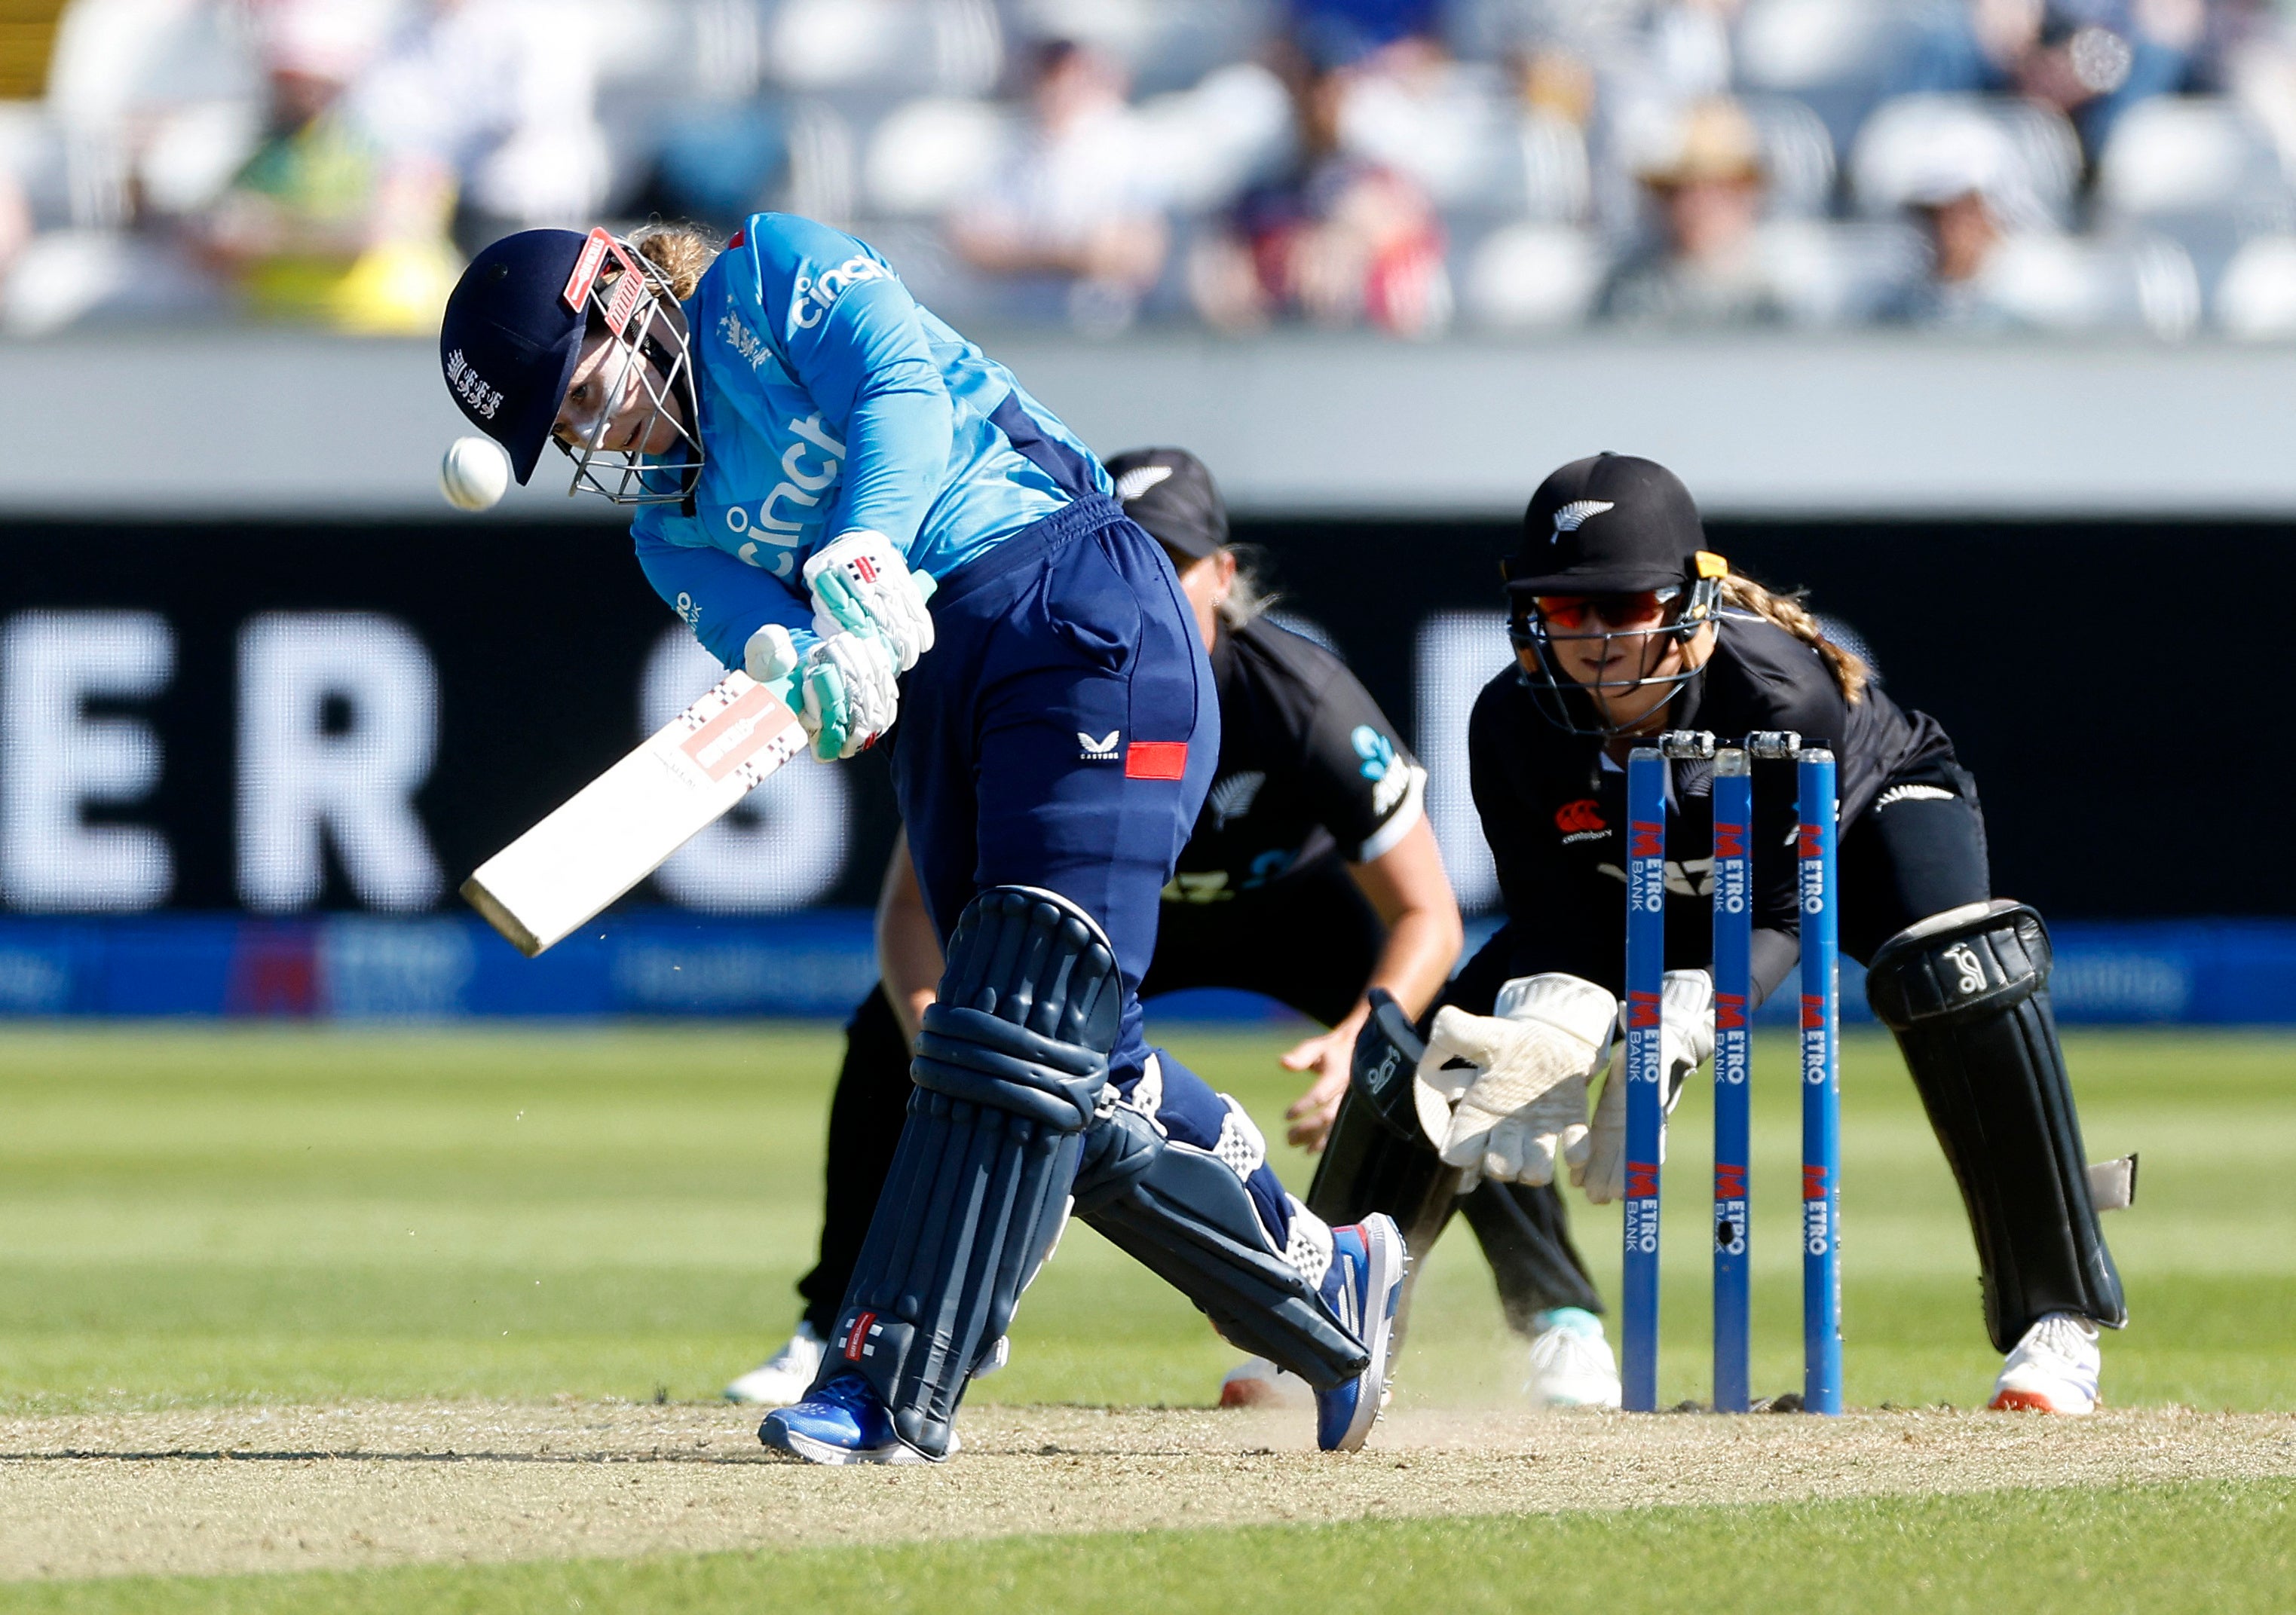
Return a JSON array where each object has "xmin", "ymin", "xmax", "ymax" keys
[
  {"xmin": 1106, "ymin": 447, "xmax": 1228, "ymax": 559},
  {"xmin": 1505, "ymin": 451, "xmax": 1721, "ymax": 595},
  {"xmin": 438, "ymin": 228, "xmax": 593, "ymax": 485}
]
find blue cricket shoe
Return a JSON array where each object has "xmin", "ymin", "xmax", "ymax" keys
[
  {"xmin": 1315, "ymin": 1213, "xmax": 1407, "ymax": 1453},
  {"xmin": 759, "ymin": 1371, "xmax": 941, "ymax": 1465}
]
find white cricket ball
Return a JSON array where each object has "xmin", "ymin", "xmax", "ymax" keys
[{"xmin": 440, "ymin": 435, "xmax": 510, "ymax": 512}]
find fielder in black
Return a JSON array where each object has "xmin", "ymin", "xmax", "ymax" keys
[
  {"xmin": 724, "ymin": 449, "xmax": 1620, "ymax": 1410},
  {"xmin": 1322, "ymin": 451, "xmax": 2129, "ymax": 1413}
]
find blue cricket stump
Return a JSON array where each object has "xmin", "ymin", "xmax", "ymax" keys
[
  {"xmin": 1619, "ymin": 731, "xmax": 1841, "ymax": 1415},
  {"xmin": 1710, "ymin": 745, "xmax": 1753, "ymax": 1415},
  {"xmin": 1621, "ymin": 747, "xmax": 1670, "ymax": 1414},
  {"xmin": 1796, "ymin": 745, "xmax": 1844, "ymax": 1415}
]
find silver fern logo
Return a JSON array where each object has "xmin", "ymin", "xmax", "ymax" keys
[
  {"xmin": 1208, "ymin": 770, "xmax": 1266, "ymax": 830},
  {"xmin": 1115, "ymin": 464, "xmax": 1175, "ymax": 502},
  {"xmin": 1551, "ymin": 499, "xmax": 1615, "ymax": 543}
]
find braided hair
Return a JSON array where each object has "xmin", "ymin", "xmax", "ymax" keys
[{"xmin": 1720, "ymin": 574, "xmax": 1870, "ymax": 705}]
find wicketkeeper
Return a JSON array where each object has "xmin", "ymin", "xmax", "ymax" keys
[
  {"xmin": 1326, "ymin": 451, "xmax": 2129, "ymax": 1414},
  {"xmin": 436, "ymin": 216, "xmax": 1406, "ymax": 1464}
]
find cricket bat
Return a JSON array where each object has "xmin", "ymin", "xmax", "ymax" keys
[{"xmin": 461, "ymin": 670, "xmax": 807, "ymax": 956}]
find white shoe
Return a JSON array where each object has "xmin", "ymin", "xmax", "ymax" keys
[
  {"xmin": 1525, "ymin": 1308, "xmax": 1623, "ymax": 1409},
  {"xmin": 1991, "ymin": 1312, "xmax": 2102, "ymax": 1415},
  {"xmin": 723, "ymin": 1323, "xmax": 826, "ymax": 1406},
  {"xmin": 1219, "ymin": 1355, "xmax": 1313, "ymax": 1410}
]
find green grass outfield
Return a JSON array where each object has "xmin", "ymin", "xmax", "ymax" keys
[
  {"xmin": 1, "ymin": 1023, "xmax": 2291, "ymax": 1608},
  {"xmin": 5, "ymin": 1481, "xmax": 2292, "ymax": 1615}
]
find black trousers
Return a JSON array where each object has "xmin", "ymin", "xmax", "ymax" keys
[{"xmin": 794, "ymin": 860, "xmax": 1600, "ymax": 1336}]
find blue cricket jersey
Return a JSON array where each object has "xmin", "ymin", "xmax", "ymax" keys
[{"xmin": 629, "ymin": 213, "xmax": 1111, "ymax": 668}]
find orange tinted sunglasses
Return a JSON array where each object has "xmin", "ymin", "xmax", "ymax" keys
[{"xmin": 1532, "ymin": 587, "xmax": 1680, "ymax": 631}]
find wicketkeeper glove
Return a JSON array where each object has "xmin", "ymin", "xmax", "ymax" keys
[
  {"xmin": 1416, "ymin": 973, "xmax": 1617, "ymax": 1188},
  {"xmin": 1578, "ymin": 968, "xmax": 1714, "ymax": 1204},
  {"xmin": 804, "ymin": 529, "xmax": 935, "ymax": 671}
]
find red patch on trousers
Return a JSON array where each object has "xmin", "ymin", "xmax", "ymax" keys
[{"xmin": 1124, "ymin": 741, "xmax": 1188, "ymax": 781}]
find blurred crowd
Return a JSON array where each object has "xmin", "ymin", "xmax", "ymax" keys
[{"xmin": 7, "ymin": 0, "xmax": 2296, "ymax": 338}]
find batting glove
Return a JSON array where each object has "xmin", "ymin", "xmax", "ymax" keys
[
  {"xmin": 1577, "ymin": 969, "xmax": 1714, "ymax": 1204},
  {"xmin": 1417, "ymin": 974, "xmax": 1617, "ymax": 1188},
  {"xmin": 804, "ymin": 529, "xmax": 935, "ymax": 672},
  {"xmin": 744, "ymin": 621, "xmax": 899, "ymax": 761}
]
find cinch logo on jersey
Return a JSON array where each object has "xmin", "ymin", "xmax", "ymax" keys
[
  {"xmin": 790, "ymin": 255, "xmax": 889, "ymax": 329},
  {"xmin": 443, "ymin": 349, "xmax": 504, "ymax": 420},
  {"xmin": 1554, "ymin": 797, "xmax": 1606, "ymax": 841},
  {"xmin": 725, "ymin": 413, "xmax": 846, "ymax": 574}
]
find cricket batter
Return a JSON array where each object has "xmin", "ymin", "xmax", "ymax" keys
[
  {"xmin": 1331, "ymin": 452, "xmax": 2128, "ymax": 1414},
  {"xmin": 436, "ymin": 219, "xmax": 1406, "ymax": 1463},
  {"xmin": 725, "ymin": 450, "xmax": 1609, "ymax": 1412}
]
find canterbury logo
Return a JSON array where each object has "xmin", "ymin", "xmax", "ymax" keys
[
  {"xmin": 1551, "ymin": 499, "xmax": 1615, "ymax": 542},
  {"xmin": 1078, "ymin": 731, "xmax": 1120, "ymax": 758},
  {"xmin": 1554, "ymin": 797, "xmax": 1605, "ymax": 837},
  {"xmin": 1114, "ymin": 464, "xmax": 1174, "ymax": 501}
]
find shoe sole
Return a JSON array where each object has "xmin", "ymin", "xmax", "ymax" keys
[
  {"xmin": 1326, "ymin": 1216, "xmax": 1406, "ymax": 1454},
  {"xmin": 1989, "ymin": 1388, "xmax": 2095, "ymax": 1415},
  {"xmin": 760, "ymin": 1420, "xmax": 943, "ymax": 1466}
]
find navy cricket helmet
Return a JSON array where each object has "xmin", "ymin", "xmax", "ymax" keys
[
  {"xmin": 439, "ymin": 229, "xmax": 593, "ymax": 486},
  {"xmin": 440, "ymin": 227, "xmax": 702, "ymax": 501}
]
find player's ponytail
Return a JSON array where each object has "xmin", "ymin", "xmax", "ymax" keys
[
  {"xmin": 629, "ymin": 225, "xmax": 718, "ymax": 301},
  {"xmin": 1217, "ymin": 545, "xmax": 1276, "ymax": 630},
  {"xmin": 1721, "ymin": 574, "xmax": 1870, "ymax": 705}
]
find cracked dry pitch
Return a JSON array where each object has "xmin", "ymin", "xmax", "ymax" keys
[{"xmin": 2, "ymin": 1402, "xmax": 2291, "ymax": 1582}]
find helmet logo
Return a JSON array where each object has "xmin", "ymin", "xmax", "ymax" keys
[
  {"xmin": 1116, "ymin": 464, "xmax": 1174, "ymax": 502},
  {"xmin": 443, "ymin": 350, "xmax": 502, "ymax": 421},
  {"xmin": 1551, "ymin": 499, "xmax": 1615, "ymax": 543}
]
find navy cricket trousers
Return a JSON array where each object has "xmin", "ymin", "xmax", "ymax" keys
[{"xmin": 886, "ymin": 494, "xmax": 1298, "ymax": 1243}]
